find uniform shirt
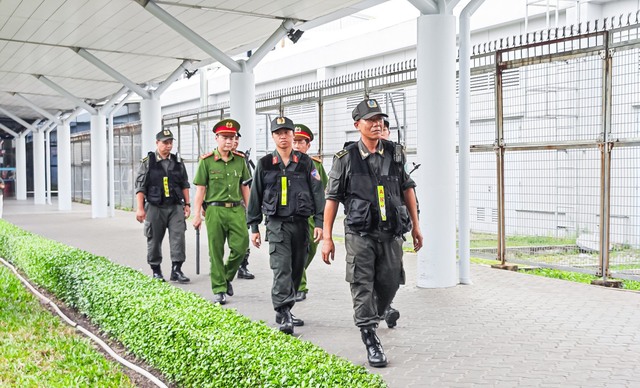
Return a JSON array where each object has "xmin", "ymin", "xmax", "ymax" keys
[
  {"xmin": 326, "ymin": 139, "xmax": 416, "ymax": 203},
  {"xmin": 193, "ymin": 149, "xmax": 250, "ymax": 203},
  {"xmin": 247, "ymin": 149, "xmax": 325, "ymax": 233},
  {"xmin": 311, "ymin": 157, "xmax": 329, "ymax": 189},
  {"xmin": 134, "ymin": 151, "xmax": 190, "ymax": 195}
]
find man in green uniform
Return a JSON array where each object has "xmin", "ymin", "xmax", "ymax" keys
[
  {"xmin": 135, "ymin": 129, "xmax": 191, "ymax": 283},
  {"xmin": 247, "ymin": 116, "xmax": 325, "ymax": 335},
  {"xmin": 322, "ymin": 99, "xmax": 423, "ymax": 367},
  {"xmin": 292, "ymin": 124, "xmax": 328, "ymax": 302},
  {"xmin": 232, "ymin": 133, "xmax": 255, "ymax": 280},
  {"xmin": 192, "ymin": 119, "xmax": 251, "ymax": 305}
]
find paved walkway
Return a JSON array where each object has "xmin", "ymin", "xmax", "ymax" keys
[{"xmin": 3, "ymin": 198, "xmax": 640, "ymax": 387}]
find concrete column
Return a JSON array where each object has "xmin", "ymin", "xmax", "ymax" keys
[
  {"xmin": 141, "ymin": 98, "xmax": 162, "ymax": 154},
  {"xmin": 58, "ymin": 121, "xmax": 72, "ymax": 211},
  {"xmin": 415, "ymin": 13, "xmax": 457, "ymax": 288},
  {"xmin": 90, "ymin": 114, "xmax": 108, "ymax": 218},
  {"xmin": 33, "ymin": 130, "xmax": 46, "ymax": 205},
  {"xmin": 230, "ymin": 62, "xmax": 256, "ymax": 157},
  {"xmin": 16, "ymin": 135, "xmax": 27, "ymax": 200}
]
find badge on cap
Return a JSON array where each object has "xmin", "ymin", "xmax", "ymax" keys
[
  {"xmin": 226, "ymin": 121, "xmax": 233, "ymax": 128},
  {"xmin": 277, "ymin": 117, "xmax": 285, "ymax": 125},
  {"xmin": 163, "ymin": 130, "xmax": 171, "ymax": 136},
  {"xmin": 367, "ymin": 100, "xmax": 378, "ymax": 108}
]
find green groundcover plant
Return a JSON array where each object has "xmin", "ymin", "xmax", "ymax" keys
[
  {"xmin": 0, "ymin": 220, "xmax": 385, "ymax": 388},
  {"xmin": 0, "ymin": 265, "xmax": 135, "ymax": 387}
]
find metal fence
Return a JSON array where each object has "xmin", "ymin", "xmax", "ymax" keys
[{"xmin": 71, "ymin": 13, "xmax": 640, "ymax": 280}]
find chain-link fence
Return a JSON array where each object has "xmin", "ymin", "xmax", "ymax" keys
[{"xmin": 71, "ymin": 14, "xmax": 640, "ymax": 280}]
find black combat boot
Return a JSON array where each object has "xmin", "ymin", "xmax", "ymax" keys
[
  {"xmin": 276, "ymin": 311, "xmax": 304, "ymax": 327},
  {"xmin": 150, "ymin": 265, "xmax": 165, "ymax": 282},
  {"xmin": 384, "ymin": 306, "xmax": 400, "ymax": 328},
  {"xmin": 276, "ymin": 307, "xmax": 294, "ymax": 335},
  {"xmin": 169, "ymin": 262, "xmax": 190, "ymax": 283},
  {"xmin": 237, "ymin": 255, "xmax": 255, "ymax": 279},
  {"xmin": 360, "ymin": 328, "xmax": 388, "ymax": 367}
]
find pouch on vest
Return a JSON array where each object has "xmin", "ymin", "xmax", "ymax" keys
[
  {"xmin": 345, "ymin": 197, "xmax": 373, "ymax": 231},
  {"xmin": 395, "ymin": 205, "xmax": 412, "ymax": 235},
  {"xmin": 262, "ymin": 189, "xmax": 278, "ymax": 215},
  {"xmin": 295, "ymin": 191, "xmax": 313, "ymax": 217}
]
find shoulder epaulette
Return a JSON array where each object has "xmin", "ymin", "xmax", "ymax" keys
[
  {"xmin": 311, "ymin": 155, "xmax": 322, "ymax": 163},
  {"xmin": 141, "ymin": 155, "xmax": 149, "ymax": 163},
  {"xmin": 335, "ymin": 149, "xmax": 348, "ymax": 159},
  {"xmin": 232, "ymin": 150, "xmax": 245, "ymax": 158},
  {"xmin": 200, "ymin": 151, "xmax": 214, "ymax": 160}
]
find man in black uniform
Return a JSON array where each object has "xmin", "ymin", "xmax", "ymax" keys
[
  {"xmin": 247, "ymin": 116, "xmax": 325, "ymax": 335},
  {"xmin": 322, "ymin": 99, "xmax": 423, "ymax": 367},
  {"xmin": 135, "ymin": 129, "xmax": 191, "ymax": 283},
  {"xmin": 232, "ymin": 133, "xmax": 255, "ymax": 280}
]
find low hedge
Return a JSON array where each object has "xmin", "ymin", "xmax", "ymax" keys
[{"xmin": 0, "ymin": 220, "xmax": 385, "ymax": 387}]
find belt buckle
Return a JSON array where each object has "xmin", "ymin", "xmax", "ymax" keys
[{"xmin": 225, "ymin": 202, "xmax": 233, "ymax": 208}]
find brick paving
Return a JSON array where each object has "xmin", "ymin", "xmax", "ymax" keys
[{"xmin": 3, "ymin": 199, "xmax": 640, "ymax": 387}]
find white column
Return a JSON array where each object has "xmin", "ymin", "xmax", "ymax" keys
[
  {"xmin": 415, "ymin": 13, "xmax": 457, "ymax": 288},
  {"xmin": 141, "ymin": 98, "xmax": 162, "ymax": 154},
  {"xmin": 230, "ymin": 62, "xmax": 256, "ymax": 156},
  {"xmin": 45, "ymin": 128, "xmax": 52, "ymax": 205},
  {"xmin": 16, "ymin": 135, "xmax": 27, "ymax": 200},
  {"xmin": 58, "ymin": 122, "xmax": 72, "ymax": 211},
  {"xmin": 90, "ymin": 114, "xmax": 108, "ymax": 218},
  {"xmin": 33, "ymin": 130, "xmax": 46, "ymax": 205}
]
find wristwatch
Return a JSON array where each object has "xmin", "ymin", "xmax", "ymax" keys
[{"xmin": 184, "ymin": 203, "xmax": 191, "ymax": 207}]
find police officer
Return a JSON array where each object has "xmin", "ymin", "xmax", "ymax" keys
[
  {"xmin": 321, "ymin": 99, "xmax": 423, "ymax": 367},
  {"xmin": 135, "ymin": 129, "xmax": 191, "ymax": 283},
  {"xmin": 192, "ymin": 120, "xmax": 251, "ymax": 305},
  {"xmin": 232, "ymin": 133, "xmax": 255, "ymax": 280},
  {"xmin": 247, "ymin": 116, "xmax": 325, "ymax": 335},
  {"xmin": 292, "ymin": 124, "xmax": 328, "ymax": 302}
]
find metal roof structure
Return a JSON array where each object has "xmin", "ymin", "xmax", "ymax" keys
[{"xmin": 0, "ymin": 0, "xmax": 385, "ymax": 130}]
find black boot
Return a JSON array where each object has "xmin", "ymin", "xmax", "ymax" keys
[
  {"xmin": 276, "ymin": 307, "xmax": 294, "ymax": 335},
  {"xmin": 384, "ymin": 306, "xmax": 400, "ymax": 328},
  {"xmin": 170, "ymin": 262, "xmax": 190, "ymax": 283},
  {"xmin": 276, "ymin": 311, "xmax": 304, "ymax": 327},
  {"xmin": 237, "ymin": 255, "xmax": 255, "ymax": 279},
  {"xmin": 361, "ymin": 328, "xmax": 388, "ymax": 367},
  {"xmin": 151, "ymin": 265, "xmax": 165, "ymax": 282}
]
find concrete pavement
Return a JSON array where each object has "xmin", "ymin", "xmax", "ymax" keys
[{"xmin": 3, "ymin": 198, "xmax": 640, "ymax": 387}]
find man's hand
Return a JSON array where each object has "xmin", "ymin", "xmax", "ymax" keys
[
  {"xmin": 184, "ymin": 206, "xmax": 191, "ymax": 219},
  {"xmin": 251, "ymin": 232, "xmax": 261, "ymax": 248},
  {"xmin": 412, "ymin": 225, "xmax": 424, "ymax": 252},
  {"xmin": 193, "ymin": 214, "xmax": 202, "ymax": 230},
  {"xmin": 135, "ymin": 208, "xmax": 146, "ymax": 223},
  {"xmin": 321, "ymin": 238, "xmax": 335, "ymax": 265},
  {"xmin": 313, "ymin": 227, "xmax": 323, "ymax": 243}
]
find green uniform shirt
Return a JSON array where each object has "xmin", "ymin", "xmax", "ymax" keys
[
  {"xmin": 193, "ymin": 149, "xmax": 251, "ymax": 203},
  {"xmin": 311, "ymin": 157, "xmax": 328, "ymax": 188}
]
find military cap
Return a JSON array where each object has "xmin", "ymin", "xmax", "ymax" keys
[
  {"xmin": 352, "ymin": 98, "xmax": 388, "ymax": 121},
  {"xmin": 213, "ymin": 119, "xmax": 240, "ymax": 135},
  {"xmin": 270, "ymin": 116, "xmax": 295, "ymax": 132},
  {"xmin": 293, "ymin": 124, "xmax": 314, "ymax": 142},
  {"xmin": 156, "ymin": 129, "xmax": 175, "ymax": 141}
]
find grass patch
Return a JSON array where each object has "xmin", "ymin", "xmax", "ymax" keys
[{"xmin": 0, "ymin": 265, "xmax": 135, "ymax": 387}]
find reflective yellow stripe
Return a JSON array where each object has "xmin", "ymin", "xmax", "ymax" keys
[
  {"xmin": 281, "ymin": 176, "xmax": 287, "ymax": 206},
  {"xmin": 377, "ymin": 185, "xmax": 387, "ymax": 221},
  {"xmin": 163, "ymin": 177, "xmax": 170, "ymax": 197}
]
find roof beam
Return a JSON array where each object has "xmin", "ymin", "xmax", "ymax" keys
[
  {"xmin": 99, "ymin": 86, "xmax": 129, "ymax": 115},
  {"xmin": 11, "ymin": 93, "xmax": 60, "ymax": 124},
  {"xmin": 154, "ymin": 60, "xmax": 192, "ymax": 96},
  {"xmin": 0, "ymin": 123, "xmax": 19, "ymax": 138},
  {"xmin": 73, "ymin": 48, "xmax": 151, "ymax": 99},
  {"xmin": 407, "ymin": 0, "xmax": 440, "ymax": 14},
  {"xmin": 34, "ymin": 75, "xmax": 98, "ymax": 115},
  {"xmin": 133, "ymin": 0, "xmax": 242, "ymax": 72},
  {"xmin": 246, "ymin": 19, "xmax": 296, "ymax": 71},
  {"xmin": 0, "ymin": 106, "xmax": 38, "ymax": 135}
]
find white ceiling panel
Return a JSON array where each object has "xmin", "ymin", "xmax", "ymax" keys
[{"xmin": 0, "ymin": 0, "xmax": 386, "ymax": 128}]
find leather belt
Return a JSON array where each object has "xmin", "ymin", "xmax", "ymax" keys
[{"xmin": 207, "ymin": 201, "xmax": 241, "ymax": 208}]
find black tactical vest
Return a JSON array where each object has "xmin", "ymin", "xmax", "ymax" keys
[
  {"xmin": 258, "ymin": 152, "xmax": 315, "ymax": 218},
  {"xmin": 344, "ymin": 140, "xmax": 411, "ymax": 236},
  {"xmin": 146, "ymin": 152, "xmax": 186, "ymax": 206}
]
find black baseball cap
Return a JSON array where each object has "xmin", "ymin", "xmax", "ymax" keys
[
  {"xmin": 156, "ymin": 129, "xmax": 175, "ymax": 141},
  {"xmin": 352, "ymin": 99, "xmax": 388, "ymax": 121},
  {"xmin": 270, "ymin": 116, "xmax": 295, "ymax": 132}
]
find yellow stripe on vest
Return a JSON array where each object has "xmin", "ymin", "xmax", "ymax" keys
[
  {"xmin": 377, "ymin": 185, "xmax": 387, "ymax": 221},
  {"xmin": 163, "ymin": 177, "xmax": 170, "ymax": 197},
  {"xmin": 281, "ymin": 176, "xmax": 287, "ymax": 206}
]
